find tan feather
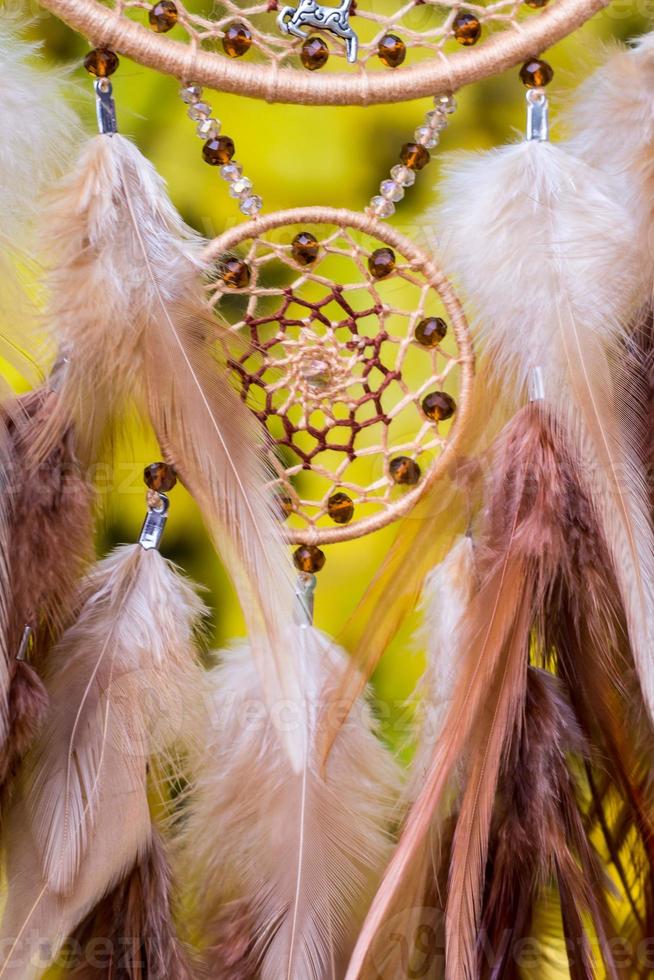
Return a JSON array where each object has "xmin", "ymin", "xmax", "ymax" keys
[
  {"xmin": 182, "ymin": 627, "xmax": 401, "ymax": 980},
  {"xmin": 0, "ymin": 545, "xmax": 206, "ymax": 977},
  {"xmin": 38, "ymin": 132, "xmax": 303, "ymax": 769}
]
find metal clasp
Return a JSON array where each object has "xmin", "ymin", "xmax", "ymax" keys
[
  {"xmin": 526, "ymin": 89, "xmax": 549, "ymax": 143},
  {"xmin": 95, "ymin": 78, "xmax": 118, "ymax": 135},
  {"xmin": 138, "ymin": 493, "xmax": 170, "ymax": 551}
]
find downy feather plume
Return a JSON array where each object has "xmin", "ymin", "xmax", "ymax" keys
[
  {"xmin": 563, "ymin": 33, "xmax": 654, "ymax": 296},
  {"xmin": 435, "ymin": 138, "xmax": 654, "ymax": 725},
  {"xmin": 0, "ymin": 544, "xmax": 206, "ymax": 979},
  {"xmin": 410, "ymin": 533, "xmax": 476, "ymax": 794},
  {"xmin": 38, "ymin": 132, "xmax": 303, "ymax": 769},
  {"xmin": 181, "ymin": 627, "xmax": 401, "ymax": 980},
  {"xmin": 0, "ymin": 16, "xmax": 80, "ymax": 384},
  {"xmin": 347, "ymin": 404, "xmax": 654, "ymax": 980}
]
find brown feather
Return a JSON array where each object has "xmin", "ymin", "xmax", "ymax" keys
[
  {"xmin": 68, "ymin": 830, "xmax": 195, "ymax": 980},
  {"xmin": 0, "ymin": 387, "xmax": 93, "ymax": 787}
]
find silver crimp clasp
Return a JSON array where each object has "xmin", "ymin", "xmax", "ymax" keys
[{"xmin": 138, "ymin": 492, "xmax": 170, "ymax": 551}]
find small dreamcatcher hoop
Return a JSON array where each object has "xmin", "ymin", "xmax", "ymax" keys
[
  {"xmin": 203, "ymin": 206, "xmax": 474, "ymax": 544},
  {"xmin": 40, "ymin": 0, "xmax": 606, "ymax": 105}
]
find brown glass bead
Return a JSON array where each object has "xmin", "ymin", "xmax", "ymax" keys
[
  {"xmin": 389, "ymin": 456, "xmax": 421, "ymax": 486},
  {"xmin": 415, "ymin": 316, "xmax": 447, "ymax": 347},
  {"xmin": 519, "ymin": 58, "xmax": 554, "ymax": 88},
  {"xmin": 144, "ymin": 462, "xmax": 177, "ymax": 492},
  {"xmin": 378, "ymin": 34, "xmax": 406, "ymax": 68},
  {"xmin": 368, "ymin": 247, "xmax": 396, "ymax": 280},
  {"xmin": 422, "ymin": 390, "xmax": 456, "ymax": 421},
  {"xmin": 293, "ymin": 544, "xmax": 326, "ymax": 573},
  {"xmin": 218, "ymin": 255, "xmax": 251, "ymax": 288},
  {"xmin": 453, "ymin": 11, "xmax": 482, "ymax": 46},
  {"xmin": 223, "ymin": 22, "xmax": 253, "ymax": 58},
  {"xmin": 400, "ymin": 142, "xmax": 430, "ymax": 171},
  {"xmin": 327, "ymin": 492, "xmax": 354, "ymax": 524},
  {"xmin": 149, "ymin": 0, "xmax": 178, "ymax": 32},
  {"xmin": 301, "ymin": 36, "xmax": 329, "ymax": 70},
  {"xmin": 524, "ymin": 0, "xmax": 549, "ymax": 7},
  {"xmin": 83, "ymin": 48, "xmax": 119, "ymax": 77},
  {"xmin": 292, "ymin": 232, "xmax": 319, "ymax": 266},
  {"xmin": 202, "ymin": 136, "xmax": 235, "ymax": 165}
]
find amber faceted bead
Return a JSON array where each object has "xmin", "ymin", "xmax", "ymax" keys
[
  {"xmin": 202, "ymin": 136, "xmax": 235, "ymax": 165},
  {"xmin": 524, "ymin": 0, "xmax": 549, "ymax": 7},
  {"xmin": 144, "ymin": 462, "xmax": 177, "ymax": 492},
  {"xmin": 292, "ymin": 232, "xmax": 319, "ymax": 266},
  {"xmin": 293, "ymin": 545, "xmax": 326, "ymax": 573},
  {"xmin": 519, "ymin": 58, "xmax": 554, "ymax": 88},
  {"xmin": 400, "ymin": 142, "xmax": 430, "ymax": 171},
  {"xmin": 422, "ymin": 390, "xmax": 456, "ymax": 421},
  {"xmin": 223, "ymin": 22, "xmax": 253, "ymax": 57},
  {"xmin": 368, "ymin": 247, "xmax": 396, "ymax": 280},
  {"xmin": 453, "ymin": 12, "xmax": 482, "ymax": 46},
  {"xmin": 301, "ymin": 36, "xmax": 329, "ymax": 70},
  {"xmin": 390, "ymin": 456, "xmax": 421, "ymax": 486},
  {"xmin": 327, "ymin": 492, "xmax": 354, "ymax": 524},
  {"xmin": 217, "ymin": 255, "xmax": 251, "ymax": 288},
  {"xmin": 415, "ymin": 316, "xmax": 447, "ymax": 347},
  {"xmin": 149, "ymin": 0, "xmax": 178, "ymax": 32},
  {"xmin": 378, "ymin": 34, "xmax": 406, "ymax": 68},
  {"xmin": 83, "ymin": 48, "xmax": 119, "ymax": 77}
]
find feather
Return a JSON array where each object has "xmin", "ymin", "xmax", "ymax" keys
[
  {"xmin": 68, "ymin": 829, "xmax": 196, "ymax": 980},
  {"xmin": 0, "ymin": 387, "xmax": 93, "ymax": 790},
  {"xmin": 410, "ymin": 533, "xmax": 477, "ymax": 795},
  {"xmin": 347, "ymin": 403, "xmax": 654, "ymax": 980},
  {"xmin": 181, "ymin": 626, "xmax": 401, "ymax": 980},
  {"xmin": 436, "ymin": 138, "xmax": 654, "ymax": 727},
  {"xmin": 38, "ymin": 132, "xmax": 303, "ymax": 769},
  {"xmin": 0, "ymin": 544, "xmax": 207, "ymax": 978},
  {"xmin": 0, "ymin": 15, "xmax": 80, "ymax": 385},
  {"xmin": 563, "ymin": 34, "xmax": 654, "ymax": 294}
]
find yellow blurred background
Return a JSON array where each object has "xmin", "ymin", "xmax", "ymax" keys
[{"xmin": 17, "ymin": 4, "xmax": 651, "ymax": 975}]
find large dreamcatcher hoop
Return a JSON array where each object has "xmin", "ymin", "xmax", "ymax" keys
[
  {"xmin": 203, "ymin": 206, "xmax": 474, "ymax": 544},
  {"xmin": 39, "ymin": 0, "xmax": 606, "ymax": 104}
]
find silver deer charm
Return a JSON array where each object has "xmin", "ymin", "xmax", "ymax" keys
[{"xmin": 277, "ymin": 0, "xmax": 359, "ymax": 63}]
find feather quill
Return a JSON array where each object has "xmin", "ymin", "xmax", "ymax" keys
[
  {"xmin": 38, "ymin": 132, "xmax": 303, "ymax": 769},
  {"xmin": 0, "ymin": 544, "xmax": 206, "ymax": 978},
  {"xmin": 182, "ymin": 626, "xmax": 401, "ymax": 980}
]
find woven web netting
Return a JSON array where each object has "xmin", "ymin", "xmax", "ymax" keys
[
  {"xmin": 207, "ymin": 218, "xmax": 466, "ymax": 541},
  {"xmin": 112, "ymin": 0, "xmax": 546, "ymax": 72}
]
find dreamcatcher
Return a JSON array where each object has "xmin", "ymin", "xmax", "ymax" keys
[{"xmin": 1, "ymin": 0, "xmax": 654, "ymax": 977}]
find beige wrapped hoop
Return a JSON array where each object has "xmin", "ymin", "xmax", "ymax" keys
[
  {"xmin": 40, "ymin": 0, "xmax": 607, "ymax": 106},
  {"xmin": 203, "ymin": 206, "xmax": 474, "ymax": 544}
]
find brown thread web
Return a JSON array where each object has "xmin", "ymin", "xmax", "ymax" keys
[
  {"xmin": 207, "ymin": 216, "xmax": 467, "ymax": 542},
  {"xmin": 113, "ymin": 0, "xmax": 540, "ymax": 71}
]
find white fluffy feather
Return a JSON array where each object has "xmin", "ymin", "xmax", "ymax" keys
[
  {"xmin": 0, "ymin": 545, "xmax": 206, "ymax": 978},
  {"xmin": 181, "ymin": 627, "xmax": 401, "ymax": 980},
  {"xmin": 437, "ymin": 139, "xmax": 654, "ymax": 723},
  {"xmin": 411, "ymin": 534, "xmax": 476, "ymax": 795},
  {"xmin": 0, "ymin": 16, "xmax": 80, "ymax": 383}
]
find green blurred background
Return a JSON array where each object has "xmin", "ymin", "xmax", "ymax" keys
[{"xmin": 18, "ymin": 4, "xmax": 652, "ymax": 975}]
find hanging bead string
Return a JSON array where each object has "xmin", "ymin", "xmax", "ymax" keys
[
  {"xmin": 180, "ymin": 83, "xmax": 263, "ymax": 216},
  {"xmin": 368, "ymin": 92, "xmax": 456, "ymax": 220}
]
